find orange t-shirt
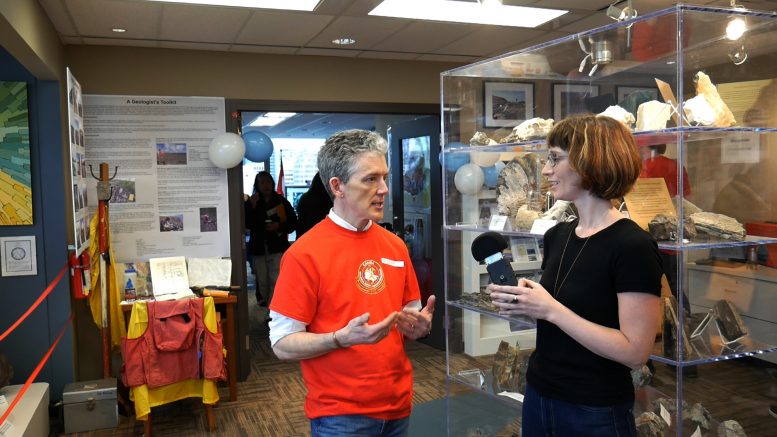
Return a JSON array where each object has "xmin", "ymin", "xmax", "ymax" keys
[{"xmin": 271, "ymin": 218, "xmax": 420, "ymax": 420}]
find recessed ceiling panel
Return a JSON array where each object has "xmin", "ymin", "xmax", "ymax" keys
[
  {"xmin": 434, "ymin": 26, "xmax": 546, "ymax": 57},
  {"xmin": 38, "ymin": 0, "xmax": 78, "ymax": 35},
  {"xmin": 160, "ymin": 3, "xmax": 250, "ymax": 43},
  {"xmin": 307, "ymin": 16, "xmax": 407, "ymax": 50},
  {"xmin": 236, "ymin": 11, "xmax": 334, "ymax": 46},
  {"xmin": 371, "ymin": 21, "xmax": 475, "ymax": 53},
  {"xmin": 64, "ymin": 0, "xmax": 162, "ymax": 38}
]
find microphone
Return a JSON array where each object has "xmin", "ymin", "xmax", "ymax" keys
[{"xmin": 471, "ymin": 231, "xmax": 517, "ymax": 286}]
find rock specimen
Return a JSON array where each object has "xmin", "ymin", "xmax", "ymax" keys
[
  {"xmin": 683, "ymin": 94, "xmax": 716, "ymax": 126},
  {"xmin": 695, "ymin": 71, "xmax": 736, "ymax": 127},
  {"xmin": 718, "ymin": 420, "xmax": 747, "ymax": 437},
  {"xmin": 663, "ymin": 295, "xmax": 694, "ymax": 360},
  {"xmin": 631, "ymin": 364, "xmax": 653, "ymax": 389},
  {"xmin": 599, "ymin": 105, "xmax": 636, "ymax": 127},
  {"xmin": 500, "ymin": 117, "xmax": 554, "ymax": 143},
  {"xmin": 690, "ymin": 212, "xmax": 746, "ymax": 241},
  {"xmin": 636, "ymin": 411, "xmax": 668, "ymax": 437},
  {"xmin": 713, "ymin": 299, "xmax": 748, "ymax": 343},
  {"xmin": 470, "ymin": 131, "xmax": 497, "ymax": 146},
  {"xmin": 540, "ymin": 200, "xmax": 575, "ymax": 222},
  {"xmin": 491, "ymin": 340, "xmax": 531, "ymax": 394},
  {"xmin": 648, "ymin": 213, "xmax": 697, "ymax": 241},
  {"xmin": 636, "ymin": 101, "xmax": 673, "ymax": 131}
]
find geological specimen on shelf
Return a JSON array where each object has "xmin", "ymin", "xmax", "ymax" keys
[
  {"xmin": 539, "ymin": 200, "xmax": 575, "ymax": 222},
  {"xmin": 630, "ymin": 364, "xmax": 653, "ymax": 389},
  {"xmin": 718, "ymin": 420, "xmax": 748, "ymax": 437},
  {"xmin": 491, "ymin": 340, "xmax": 531, "ymax": 395},
  {"xmin": 682, "ymin": 94, "xmax": 716, "ymax": 126},
  {"xmin": 651, "ymin": 398, "xmax": 714, "ymax": 433},
  {"xmin": 690, "ymin": 212, "xmax": 746, "ymax": 241},
  {"xmin": 662, "ymin": 295, "xmax": 694, "ymax": 360},
  {"xmin": 713, "ymin": 299, "xmax": 748, "ymax": 343},
  {"xmin": 695, "ymin": 71, "xmax": 736, "ymax": 127},
  {"xmin": 636, "ymin": 100, "xmax": 672, "ymax": 131},
  {"xmin": 470, "ymin": 131, "xmax": 497, "ymax": 146},
  {"xmin": 499, "ymin": 117, "xmax": 554, "ymax": 143},
  {"xmin": 599, "ymin": 105, "xmax": 635, "ymax": 127},
  {"xmin": 635, "ymin": 411, "xmax": 667, "ymax": 437},
  {"xmin": 648, "ymin": 213, "xmax": 697, "ymax": 241}
]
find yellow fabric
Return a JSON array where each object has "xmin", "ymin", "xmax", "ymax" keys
[
  {"xmin": 125, "ymin": 297, "xmax": 220, "ymax": 421},
  {"xmin": 88, "ymin": 209, "xmax": 126, "ymax": 348}
]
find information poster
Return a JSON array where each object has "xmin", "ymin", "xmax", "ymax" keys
[
  {"xmin": 66, "ymin": 69, "xmax": 90, "ymax": 254},
  {"xmin": 83, "ymin": 95, "xmax": 229, "ymax": 261},
  {"xmin": 623, "ymin": 178, "xmax": 676, "ymax": 231}
]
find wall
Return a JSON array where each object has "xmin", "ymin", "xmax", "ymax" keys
[
  {"xmin": 0, "ymin": 46, "xmax": 72, "ymax": 400},
  {"xmin": 64, "ymin": 45, "xmax": 457, "ymax": 103}
]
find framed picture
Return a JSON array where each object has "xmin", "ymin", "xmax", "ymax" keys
[
  {"xmin": 552, "ymin": 83, "xmax": 600, "ymax": 121},
  {"xmin": 285, "ymin": 185, "xmax": 307, "ymax": 211},
  {"xmin": 616, "ymin": 86, "xmax": 659, "ymax": 103},
  {"xmin": 484, "ymin": 82, "xmax": 534, "ymax": 127}
]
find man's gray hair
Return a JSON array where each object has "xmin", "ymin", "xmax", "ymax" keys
[{"xmin": 317, "ymin": 129, "xmax": 388, "ymax": 199}]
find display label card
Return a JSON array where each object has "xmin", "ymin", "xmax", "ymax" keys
[
  {"xmin": 0, "ymin": 236, "xmax": 37, "ymax": 277},
  {"xmin": 497, "ymin": 391, "xmax": 524, "ymax": 403},
  {"xmin": 530, "ymin": 219, "xmax": 557, "ymax": 235},
  {"xmin": 623, "ymin": 178, "xmax": 675, "ymax": 231},
  {"xmin": 0, "ymin": 420, "xmax": 14, "ymax": 436},
  {"xmin": 659, "ymin": 403, "xmax": 672, "ymax": 426},
  {"xmin": 0, "ymin": 394, "xmax": 7, "ymax": 409},
  {"xmin": 655, "ymin": 78, "xmax": 682, "ymax": 126},
  {"xmin": 488, "ymin": 215, "xmax": 510, "ymax": 231},
  {"xmin": 690, "ymin": 426, "xmax": 702, "ymax": 437},
  {"xmin": 149, "ymin": 256, "xmax": 195, "ymax": 301}
]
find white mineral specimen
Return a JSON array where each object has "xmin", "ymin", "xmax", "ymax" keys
[
  {"xmin": 682, "ymin": 94, "xmax": 715, "ymax": 126},
  {"xmin": 598, "ymin": 106, "xmax": 635, "ymax": 127},
  {"xmin": 636, "ymin": 100, "xmax": 672, "ymax": 131}
]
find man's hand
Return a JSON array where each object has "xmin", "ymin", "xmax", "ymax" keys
[
  {"xmin": 397, "ymin": 295, "xmax": 436, "ymax": 340},
  {"xmin": 336, "ymin": 311, "xmax": 399, "ymax": 347}
]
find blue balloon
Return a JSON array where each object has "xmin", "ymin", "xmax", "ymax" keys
[
  {"xmin": 439, "ymin": 143, "xmax": 470, "ymax": 172},
  {"xmin": 243, "ymin": 130, "xmax": 274, "ymax": 162},
  {"xmin": 483, "ymin": 165, "xmax": 499, "ymax": 188}
]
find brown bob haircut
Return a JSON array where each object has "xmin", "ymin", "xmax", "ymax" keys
[{"xmin": 546, "ymin": 114, "xmax": 642, "ymax": 200}]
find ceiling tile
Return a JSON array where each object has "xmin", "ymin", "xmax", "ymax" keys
[
  {"xmin": 236, "ymin": 11, "xmax": 334, "ymax": 46},
  {"xmin": 416, "ymin": 53, "xmax": 480, "ymax": 63},
  {"xmin": 533, "ymin": 0, "xmax": 612, "ymax": 11},
  {"xmin": 61, "ymin": 36, "xmax": 84, "ymax": 45},
  {"xmin": 64, "ymin": 0, "xmax": 162, "ymax": 38},
  {"xmin": 160, "ymin": 3, "xmax": 250, "ymax": 43},
  {"xmin": 371, "ymin": 21, "xmax": 475, "ymax": 53},
  {"xmin": 307, "ymin": 16, "xmax": 407, "ymax": 50},
  {"xmin": 434, "ymin": 26, "xmax": 546, "ymax": 57}
]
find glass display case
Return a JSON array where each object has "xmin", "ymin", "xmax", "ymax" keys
[{"xmin": 441, "ymin": 4, "xmax": 777, "ymax": 436}]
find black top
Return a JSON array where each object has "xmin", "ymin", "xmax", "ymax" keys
[
  {"xmin": 527, "ymin": 218, "xmax": 662, "ymax": 406},
  {"xmin": 295, "ymin": 173, "xmax": 333, "ymax": 239},
  {"xmin": 245, "ymin": 192, "xmax": 297, "ymax": 256}
]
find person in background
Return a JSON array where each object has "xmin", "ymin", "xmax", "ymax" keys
[
  {"xmin": 488, "ymin": 115, "xmax": 663, "ymax": 436},
  {"xmin": 269, "ymin": 129, "xmax": 435, "ymax": 437},
  {"xmin": 295, "ymin": 171, "xmax": 333, "ymax": 239},
  {"xmin": 245, "ymin": 171, "xmax": 297, "ymax": 308}
]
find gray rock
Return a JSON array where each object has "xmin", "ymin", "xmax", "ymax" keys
[
  {"xmin": 718, "ymin": 420, "xmax": 747, "ymax": 437},
  {"xmin": 636, "ymin": 411, "xmax": 668, "ymax": 437},
  {"xmin": 491, "ymin": 340, "xmax": 532, "ymax": 394},
  {"xmin": 648, "ymin": 213, "xmax": 697, "ymax": 241},
  {"xmin": 688, "ymin": 402, "xmax": 713, "ymax": 431},
  {"xmin": 631, "ymin": 365, "xmax": 653, "ymax": 389},
  {"xmin": 691, "ymin": 212, "xmax": 746, "ymax": 241}
]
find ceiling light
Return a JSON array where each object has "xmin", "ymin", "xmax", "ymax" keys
[
  {"xmin": 112, "ymin": 28, "xmax": 127, "ymax": 33},
  {"xmin": 369, "ymin": 0, "xmax": 567, "ymax": 28},
  {"xmin": 332, "ymin": 37, "xmax": 356, "ymax": 45},
  {"xmin": 141, "ymin": 0, "xmax": 321, "ymax": 11},
  {"xmin": 249, "ymin": 112, "xmax": 296, "ymax": 127},
  {"xmin": 726, "ymin": 17, "xmax": 747, "ymax": 40}
]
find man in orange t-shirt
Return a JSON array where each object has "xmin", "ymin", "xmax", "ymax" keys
[{"xmin": 269, "ymin": 129, "xmax": 435, "ymax": 437}]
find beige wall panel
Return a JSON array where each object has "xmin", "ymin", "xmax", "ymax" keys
[{"xmin": 64, "ymin": 45, "xmax": 461, "ymax": 104}]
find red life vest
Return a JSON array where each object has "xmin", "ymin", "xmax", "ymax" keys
[{"xmin": 122, "ymin": 298, "xmax": 225, "ymax": 389}]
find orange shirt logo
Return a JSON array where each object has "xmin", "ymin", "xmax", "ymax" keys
[{"xmin": 356, "ymin": 260, "xmax": 386, "ymax": 295}]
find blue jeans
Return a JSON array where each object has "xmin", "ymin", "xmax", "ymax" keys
[
  {"xmin": 522, "ymin": 383, "xmax": 636, "ymax": 437},
  {"xmin": 311, "ymin": 415, "xmax": 410, "ymax": 437}
]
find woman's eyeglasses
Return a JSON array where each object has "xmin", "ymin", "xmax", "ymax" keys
[{"xmin": 545, "ymin": 153, "xmax": 567, "ymax": 168}]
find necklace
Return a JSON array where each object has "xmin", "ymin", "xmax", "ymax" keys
[{"xmin": 553, "ymin": 225, "xmax": 591, "ymax": 299}]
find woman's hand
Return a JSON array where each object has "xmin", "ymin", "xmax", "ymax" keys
[{"xmin": 487, "ymin": 277, "xmax": 560, "ymax": 320}]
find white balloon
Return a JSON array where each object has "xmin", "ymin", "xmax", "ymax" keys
[
  {"xmin": 454, "ymin": 163, "xmax": 485, "ymax": 195},
  {"xmin": 470, "ymin": 150, "xmax": 500, "ymax": 167},
  {"xmin": 208, "ymin": 132, "xmax": 246, "ymax": 169}
]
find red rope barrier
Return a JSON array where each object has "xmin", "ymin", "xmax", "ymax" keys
[
  {"xmin": 0, "ymin": 313, "xmax": 73, "ymax": 426},
  {"xmin": 0, "ymin": 263, "xmax": 67, "ymax": 342}
]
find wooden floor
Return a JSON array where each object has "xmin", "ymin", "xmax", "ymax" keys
[{"xmin": 62, "ymin": 293, "xmax": 777, "ymax": 436}]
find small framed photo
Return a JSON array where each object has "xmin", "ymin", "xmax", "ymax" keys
[
  {"xmin": 616, "ymin": 86, "xmax": 659, "ymax": 103},
  {"xmin": 552, "ymin": 83, "xmax": 600, "ymax": 121},
  {"xmin": 484, "ymin": 82, "xmax": 534, "ymax": 128}
]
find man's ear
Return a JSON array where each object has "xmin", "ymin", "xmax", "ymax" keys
[{"xmin": 329, "ymin": 177, "xmax": 343, "ymax": 199}]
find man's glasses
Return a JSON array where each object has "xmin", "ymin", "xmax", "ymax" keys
[{"xmin": 545, "ymin": 153, "xmax": 567, "ymax": 168}]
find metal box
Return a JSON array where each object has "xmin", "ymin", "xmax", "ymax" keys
[{"xmin": 62, "ymin": 378, "xmax": 118, "ymax": 434}]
